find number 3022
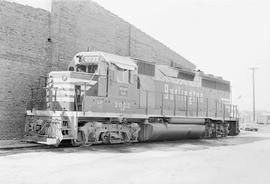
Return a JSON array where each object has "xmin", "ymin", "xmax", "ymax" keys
[{"xmin": 114, "ymin": 102, "xmax": 130, "ymax": 110}]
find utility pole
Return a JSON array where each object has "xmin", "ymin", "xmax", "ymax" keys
[{"xmin": 249, "ymin": 67, "xmax": 258, "ymax": 123}]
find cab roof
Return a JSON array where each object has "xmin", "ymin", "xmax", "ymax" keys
[{"xmin": 73, "ymin": 51, "xmax": 137, "ymax": 70}]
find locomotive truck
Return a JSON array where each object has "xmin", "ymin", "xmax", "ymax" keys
[{"xmin": 24, "ymin": 51, "xmax": 239, "ymax": 146}]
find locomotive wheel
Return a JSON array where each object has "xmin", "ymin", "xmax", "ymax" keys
[
  {"xmin": 101, "ymin": 132, "xmax": 110, "ymax": 144},
  {"xmin": 122, "ymin": 132, "xmax": 130, "ymax": 143},
  {"xmin": 71, "ymin": 131, "xmax": 84, "ymax": 147},
  {"xmin": 71, "ymin": 139, "xmax": 82, "ymax": 147}
]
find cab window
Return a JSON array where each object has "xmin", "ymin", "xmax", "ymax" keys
[
  {"xmin": 116, "ymin": 68, "xmax": 129, "ymax": 83},
  {"xmin": 87, "ymin": 64, "xmax": 98, "ymax": 73},
  {"xmin": 76, "ymin": 65, "xmax": 86, "ymax": 72}
]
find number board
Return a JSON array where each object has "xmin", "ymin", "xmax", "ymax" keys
[{"xmin": 83, "ymin": 56, "xmax": 100, "ymax": 63}]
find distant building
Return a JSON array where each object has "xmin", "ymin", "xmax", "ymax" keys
[
  {"xmin": 239, "ymin": 110, "xmax": 270, "ymax": 124},
  {"xmin": 261, "ymin": 113, "xmax": 270, "ymax": 124}
]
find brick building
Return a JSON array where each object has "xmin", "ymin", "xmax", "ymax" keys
[{"xmin": 0, "ymin": 0, "xmax": 195, "ymax": 139}]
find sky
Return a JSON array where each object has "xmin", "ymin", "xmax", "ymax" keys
[{"xmin": 5, "ymin": 0, "xmax": 270, "ymax": 111}]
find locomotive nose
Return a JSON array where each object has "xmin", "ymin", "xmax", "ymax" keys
[{"xmin": 45, "ymin": 71, "xmax": 98, "ymax": 111}]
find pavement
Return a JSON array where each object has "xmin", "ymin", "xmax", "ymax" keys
[
  {"xmin": 1, "ymin": 129, "xmax": 270, "ymax": 184},
  {"xmin": 0, "ymin": 139, "xmax": 40, "ymax": 150}
]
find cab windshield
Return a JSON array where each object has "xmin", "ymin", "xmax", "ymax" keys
[
  {"xmin": 88, "ymin": 64, "xmax": 98, "ymax": 73},
  {"xmin": 76, "ymin": 64, "xmax": 98, "ymax": 74}
]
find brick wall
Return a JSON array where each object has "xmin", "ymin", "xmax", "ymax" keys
[
  {"xmin": 0, "ymin": 0, "xmax": 195, "ymax": 139},
  {"xmin": 50, "ymin": 0, "xmax": 195, "ymax": 70},
  {"xmin": 0, "ymin": 1, "xmax": 51, "ymax": 139}
]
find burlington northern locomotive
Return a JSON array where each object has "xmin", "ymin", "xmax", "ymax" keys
[{"xmin": 24, "ymin": 51, "xmax": 239, "ymax": 146}]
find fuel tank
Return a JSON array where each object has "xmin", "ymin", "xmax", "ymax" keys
[
  {"xmin": 168, "ymin": 117, "xmax": 205, "ymax": 124},
  {"xmin": 138, "ymin": 123, "xmax": 205, "ymax": 142}
]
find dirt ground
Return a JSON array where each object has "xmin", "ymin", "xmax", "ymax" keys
[{"xmin": 1, "ymin": 127, "xmax": 270, "ymax": 184}]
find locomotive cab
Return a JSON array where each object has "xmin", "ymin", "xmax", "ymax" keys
[{"xmin": 47, "ymin": 52, "xmax": 138, "ymax": 113}]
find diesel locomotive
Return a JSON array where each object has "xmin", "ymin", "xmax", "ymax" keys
[{"xmin": 24, "ymin": 51, "xmax": 239, "ymax": 146}]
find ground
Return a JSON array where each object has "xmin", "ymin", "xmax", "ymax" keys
[{"xmin": 1, "ymin": 127, "xmax": 270, "ymax": 184}]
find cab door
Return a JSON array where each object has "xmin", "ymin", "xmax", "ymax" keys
[{"xmin": 108, "ymin": 65, "xmax": 138, "ymax": 113}]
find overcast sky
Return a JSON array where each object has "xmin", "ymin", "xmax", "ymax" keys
[{"xmin": 6, "ymin": 0, "xmax": 270, "ymax": 111}]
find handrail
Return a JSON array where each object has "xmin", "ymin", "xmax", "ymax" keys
[
  {"xmin": 26, "ymin": 76, "xmax": 239, "ymax": 121},
  {"xmin": 139, "ymin": 89, "xmax": 238, "ymax": 120}
]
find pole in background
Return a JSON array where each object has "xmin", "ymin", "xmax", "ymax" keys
[{"xmin": 249, "ymin": 67, "xmax": 258, "ymax": 123}]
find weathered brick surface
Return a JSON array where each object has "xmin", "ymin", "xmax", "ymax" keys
[
  {"xmin": 0, "ymin": 1, "xmax": 50, "ymax": 139},
  {"xmin": 0, "ymin": 0, "xmax": 195, "ymax": 139},
  {"xmin": 50, "ymin": 0, "xmax": 195, "ymax": 70}
]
